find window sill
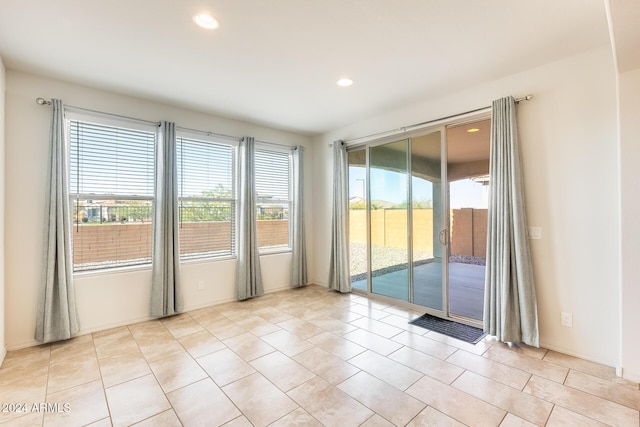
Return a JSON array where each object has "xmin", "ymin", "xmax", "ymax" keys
[
  {"xmin": 180, "ymin": 255, "xmax": 237, "ymax": 266},
  {"xmin": 73, "ymin": 263, "xmax": 152, "ymax": 278},
  {"xmin": 73, "ymin": 250, "xmax": 291, "ymax": 277},
  {"xmin": 259, "ymin": 248, "xmax": 292, "ymax": 256}
]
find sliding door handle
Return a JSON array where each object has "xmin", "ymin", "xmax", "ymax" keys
[{"xmin": 439, "ymin": 229, "xmax": 448, "ymax": 246}]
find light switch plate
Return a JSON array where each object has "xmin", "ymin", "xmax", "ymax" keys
[
  {"xmin": 561, "ymin": 312, "xmax": 573, "ymax": 327},
  {"xmin": 528, "ymin": 226, "xmax": 542, "ymax": 240}
]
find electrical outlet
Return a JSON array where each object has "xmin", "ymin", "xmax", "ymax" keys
[
  {"xmin": 528, "ymin": 226, "xmax": 542, "ymax": 240},
  {"xmin": 198, "ymin": 280, "xmax": 205, "ymax": 290},
  {"xmin": 561, "ymin": 312, "xmax": 573, "ymax": 327}
]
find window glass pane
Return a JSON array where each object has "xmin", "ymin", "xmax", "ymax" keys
[
  {"xmin": 348, "ymin": 149, "xmax": 367, "ymax": 292},
  {"xmin": 256, "ymin": 202, "xmax": 289, "ymax": 249},
  {"xmin": 68, "ymin": 120, "xmax": 155, "ymax": 272},
  {"xmin": 177, "ymin": 137, "xmax": 236, "ymax": 260},
  {"xmin": 370, "ymin": 139, "xmax": 409, "ymax": 301},
  {"xmin": 71, "ymin": 200, "xmax": 153, "ymax": 271},
  {"xmin": 255, "ymin": 148, "xmax": 291, "ymax": 250},
  {"xmin": 177, "ymin": 138, "xmax": 234, "ymax": 198},
  {"xmin": 255, "ymin": 149, "xmax": 290, "ymax": 201},
  {"xmin": 69, "ymin": 121, "xmax": 154, "ymax": 197}
]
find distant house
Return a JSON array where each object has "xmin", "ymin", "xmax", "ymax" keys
[{"xmin": 74, "ymin": 200, "xmax": 152, "ymax": 224}]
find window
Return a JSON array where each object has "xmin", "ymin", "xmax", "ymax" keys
[
  {"xmin": 255, "ymin": 147, "xmax": 291, "ymax": 251},
  {"xmin": 68, "ymin": 118, "xmax": 156, "ymax": 272},
  {"xmin": 177, "ymin": 135, "xmax": 237, "ymax": 261}
]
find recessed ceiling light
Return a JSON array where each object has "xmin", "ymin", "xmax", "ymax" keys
[
  {"xmin": 193, "ymin": 13, "xmax": 220, "ymax": 30},
  {"xmin": 467, "ymin": 128, "xmax": 480, "ymax": 133},
  {"xmin": 336, "ymin": 78, "xmax": 354, "ymax": 87}
]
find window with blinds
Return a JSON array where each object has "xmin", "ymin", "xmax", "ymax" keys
[
  {"xmin": 68, "ymin": 119, "xmax": 156, "ymax": 272},
  {"xmin": 255, "ymin": 148, "xmax": 291, "ymax": 251},
  {"xmin": 177, "ymin": 136, "xmax": 236, "ymax": 261}
]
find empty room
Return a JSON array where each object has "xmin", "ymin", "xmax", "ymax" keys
[{"xmin": 0, "ymin": 1, "xmax": 639, "ymax": 426}]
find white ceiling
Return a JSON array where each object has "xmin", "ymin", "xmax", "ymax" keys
[{"xmin": 0, "ymin": 1, "xmax": 612, "ymax": 135}]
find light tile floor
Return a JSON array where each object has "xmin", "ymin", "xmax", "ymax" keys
[{"xmin": 0, "ymin": 285, "xmax": 638, "ymax": 426}]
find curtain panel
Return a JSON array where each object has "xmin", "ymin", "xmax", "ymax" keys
[
  {"xmin": 237, "ymin": 136, "xmax": 264, "ymax": 300},
  {"xmin": 35, "ymin": 99, "xmax": 80, "ymax": 343},
  {"xmin": 328, "ymin": 141, "xmax": 350, "ymax": 293},
  {"xmin": 151, "ymin": 121, "xmax": 184, "ymax": 317},
  {"xmin": 484, "ymin": 96, "xmax": 539, "ymax": 347},
  {"xmin": 291, "ymin": 146, "xmax": 308, "ymax": 287}
]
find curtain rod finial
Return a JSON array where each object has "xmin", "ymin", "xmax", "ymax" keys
[{"xmin": 36, "ymin": 97, "xmax": 51, "ymax": 106}]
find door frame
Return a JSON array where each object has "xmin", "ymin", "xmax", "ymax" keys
[{"xmin": 347, "ymin": 113, "xmax": 490, "ymax": 327}]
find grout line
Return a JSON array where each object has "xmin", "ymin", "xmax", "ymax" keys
[
  {"xmin": 5, "ymin": 286, "xmax": 639, "ymax": 427},
  {"xmin": 542, "ymin": 404, "xmax": 556, "ymax": 427},
  {"xmin": 85, "ymin": 332, "xmax": 113, "ymax": 426}
]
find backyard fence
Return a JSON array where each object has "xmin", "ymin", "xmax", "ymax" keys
[
  {"xmin": 72, "ymin": 219, "xmax": 288, "ymax": 268},
  {"xmin": 349, "ymin": 208, "xmax": 487, "ymax": 257}
]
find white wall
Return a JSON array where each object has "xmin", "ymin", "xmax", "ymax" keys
[
  {"xmin": 619, "ymin": 68, "xmax": 640, "ymax": 381},
  {"xmin": 0, "ymin": 57, "xmax": 6, "ymax": 364},
  {"xmin": 5, "ymin": 71, "xmax": 313, "ymax": 350},
  {"xmin": 312, "ymin": 45, "xmax": 621, "ymax": 367}
]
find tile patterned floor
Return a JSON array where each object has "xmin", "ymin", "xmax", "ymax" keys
[{"xmin": 0, "ymin": 285, "xmax": 638, "ymax": 426}]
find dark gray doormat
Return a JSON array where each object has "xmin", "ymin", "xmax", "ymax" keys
[{"xmin": 409, "ymin": 313, "xmax": 486, "ymax": 344}]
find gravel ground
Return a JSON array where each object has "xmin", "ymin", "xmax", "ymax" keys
[
  {"xmin": 349, "ymin": 242, "xmax": 485, "ymax": 281},
  {"xmin": 449, "ymin": 254, "xmax": 486, "ymax": 266},
  {"xmin": 349, "ymin": 243, "xmax": 433, "ymax": 279}
]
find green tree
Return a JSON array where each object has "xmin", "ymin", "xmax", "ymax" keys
[
  {"xmin": 125, "ymin": 200, "xmax": 152, "ymax": 223},
  {"xmin": 349, "ymin": 199, "xmax": 366, "ymax": 210},
  {"xmin": 396, "ymin": 198, "xmax": 432, "ymax": 209},
  {"xmin": 349, "ymin": 199, "xmax": 381, "ymax": 210},
  {"xmin": 180, "ymin": 184, "xmax": 233, "ymax": 222}
]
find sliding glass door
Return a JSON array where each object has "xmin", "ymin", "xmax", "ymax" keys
[
  {"xmin": 369, "ymin": 139, "xmax": 410, "ymax": 301},
  {"xmin": 446, "ymin": 119, "xmax": 490, "ymax": 322},
  {"xmin": 348, "ymin": 130, "xmax": 447, "ymax": 314},
  {"xmin": 347, "ymin": 120, "xmax": 489, "ymax": 324},
  {"xmin": 411, "ymin": 131, "xmax": 445, "ymax": 312},
  {"xmin": 348, "ymin": 149, "xmax": 368, "ymax": 293}
]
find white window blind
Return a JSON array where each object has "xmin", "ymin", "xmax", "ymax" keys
[
  {"xmin": 68, "ymin": 119, "xmax": 156, "ymax": 272},
  {"xmin": 255, "ymin": 148, "xmax": 291, "ymax": 251},
  {"xmin": 177, "ymin": 136, "xmax": 236, "ymax": 260}
]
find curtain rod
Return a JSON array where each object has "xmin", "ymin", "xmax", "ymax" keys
[
  {"xmin": 35, "ymin": 97, "xmax": 297, "ymax": 150},
  {"xmin": 37, "ymin": 97, "xmax": 159, "ymax": 127},
  {"xmin": 175, "ymin": 125, "xmax": 297, "ymax": 149},
  {"xmin": 332, "ymin": 94, "xmax": 533, "ymax": 147}
]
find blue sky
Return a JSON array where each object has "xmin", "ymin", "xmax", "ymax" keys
[{"xmin": 349, "ymin": 166, "xmax": 486, "ymax": 209}]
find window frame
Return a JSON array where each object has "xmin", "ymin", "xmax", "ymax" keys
[
  {"xmin": 66, "ymin": 110, "xmax": 158, "ymax": 274},
  {"xmin": 254, "ymin": 144, "xmax": 293, "ymax": 254},
  {"xmin": 175, "ymin": 130, "xmax": 239, "ymax": 263}
]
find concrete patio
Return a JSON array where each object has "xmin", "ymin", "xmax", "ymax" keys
[{"xmin": 351, "ymin": 261, "xmax": 486, "ymax": 321}]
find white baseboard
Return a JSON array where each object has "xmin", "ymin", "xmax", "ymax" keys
[
  {"xmin": 7, "ymin": 339, "xmax": 43, "ymax": 352},
  {"xmin": 183, "ymin": 296, "xmax": 236, "ymax": 312},
  {"xmin": 0, "ymin": 346, "xmax": 6, "ymax": 367},
  {"xmin": 6, "ymin": 285, "xmax": 298, "ymax": 352},
  {"xmin": 264, "ymin": 284, "xmax": 292, "ymax": 294},
  {"xmin": 619, "ymin": 367, "xmax": 640, "ymax": 383},
  {"xmin": 539, "ymin": 341, "xmax": 617, "ymax": 371}
]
